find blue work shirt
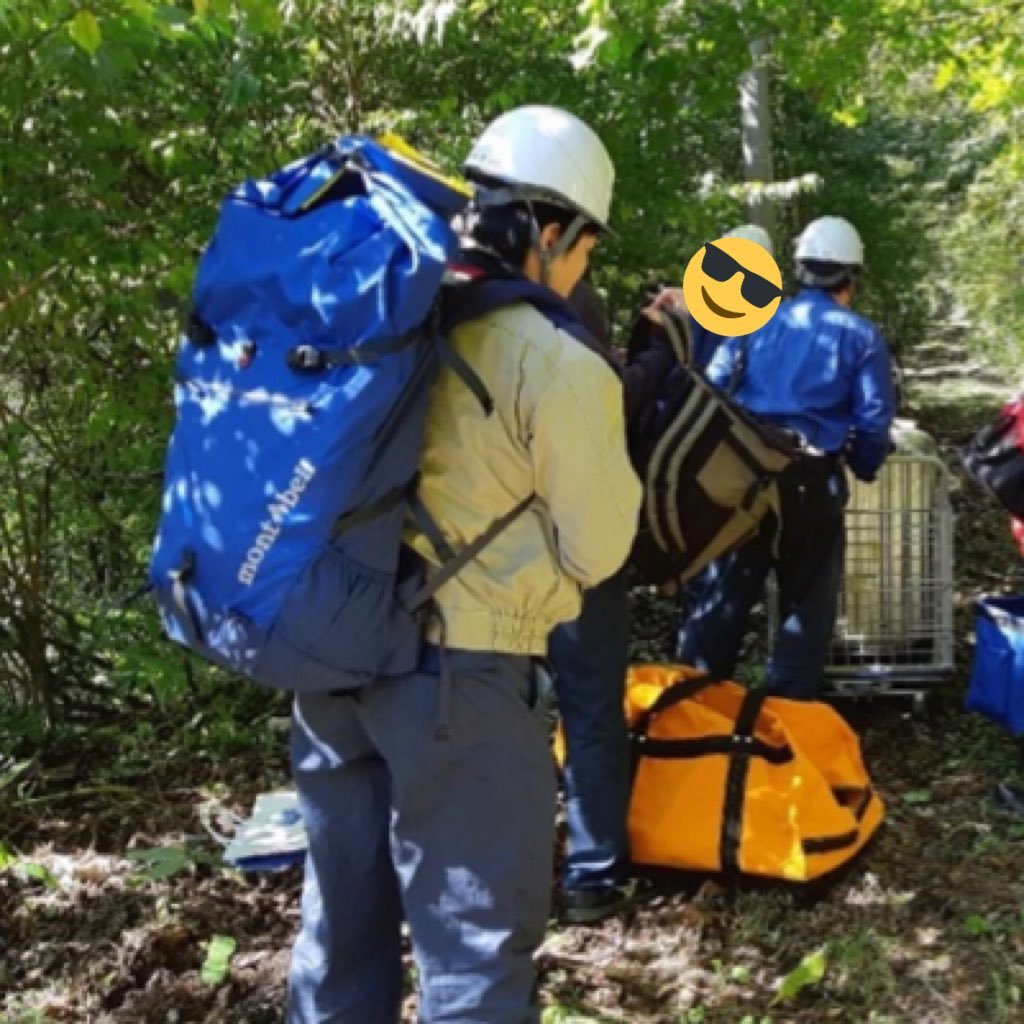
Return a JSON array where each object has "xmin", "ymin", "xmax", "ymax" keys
[{"xmin": 706, "ymin": 288, "xmax": 895, "ymax": 480}]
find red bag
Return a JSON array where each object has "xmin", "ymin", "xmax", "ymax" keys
[
  {"xmin": 1011, "ymin": 517, "xmax": 1024, "ymax": 558},
  {"xmin": 961, "ymin": 397, "xmax": 1024, "ymax": 517}
]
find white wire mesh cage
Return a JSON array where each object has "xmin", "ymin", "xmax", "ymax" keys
[{"xmin": 769, "ymin": 426, "xmax": 955, "ymax": 696}]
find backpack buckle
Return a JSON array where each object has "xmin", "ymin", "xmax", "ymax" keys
[{"xmin": 287, "ymin": 345, "xmax": 326, "ymax": 373}]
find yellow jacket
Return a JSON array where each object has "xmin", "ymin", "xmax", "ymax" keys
[{"xmin": 407, "ymin": 302, "xmax": 641, "ymax": 655}]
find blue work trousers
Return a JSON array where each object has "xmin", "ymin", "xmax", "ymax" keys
[
  {"xmin": 548, "ymin": 569, "xmax": 631, "ymax": 891},
  {"xmin": 678, "ymin": 457, "xmax": 848, "ymax": 699},
  {"xmin": 286, "ymin": 648, "xmax": 556, "ymax": 1024}
]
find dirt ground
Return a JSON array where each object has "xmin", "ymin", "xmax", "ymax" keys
[{"xmin": 3, "ymin": 380, "xmax": 1024, "ymax": 1024}]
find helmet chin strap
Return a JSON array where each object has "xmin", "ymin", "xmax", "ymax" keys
[{"xmin": 525, "ymin": 199, "xmax": 588, "ymax": 287}]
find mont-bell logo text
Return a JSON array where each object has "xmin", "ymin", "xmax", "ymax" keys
[{"xmin": 238, "ymin": 458, "xmax": 316, "ymax": 585}]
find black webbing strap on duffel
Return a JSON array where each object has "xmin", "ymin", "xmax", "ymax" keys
[
  {"xmin": 719, "ymin": 688, "xmax": 771, "ymax": 878},
  {"xmin": 630, "ymin": 679, "xmax": 794, "ymax": 792}
]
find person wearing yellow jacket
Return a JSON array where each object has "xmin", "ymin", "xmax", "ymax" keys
[{"xmin": 287, "ymin": 106, "xmax": 641, "ymax": 1024}]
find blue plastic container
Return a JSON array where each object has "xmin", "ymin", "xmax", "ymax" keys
[{"xmin": 966, "ymin": 595, "xmax": 1024, "ymax": 736}]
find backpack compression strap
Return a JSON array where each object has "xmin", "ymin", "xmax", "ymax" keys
[{"xmin": 406, "ymin": 493, "xmax": 536, "ymax": 612}]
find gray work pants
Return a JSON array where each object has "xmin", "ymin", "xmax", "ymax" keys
[{"xmin": 286, "ymin": 647, "xmax": 556, "ymax": 1024}]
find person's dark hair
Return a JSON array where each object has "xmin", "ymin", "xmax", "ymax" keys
[
  {"xmin": 459, "ymin": 176, "xmax": 599, "ymax": 267},
  {"xmin": 798, "ymin": 259, "xmax": 861, "ymax": 294}
]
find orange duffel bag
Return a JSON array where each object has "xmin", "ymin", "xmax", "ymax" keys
[{"xmin": 626, "ymin": 665, "xmax": 884, "ymax": 882}]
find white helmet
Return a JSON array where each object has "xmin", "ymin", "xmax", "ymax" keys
[
  {"xmin": 795, "ymin": 216, "xmax": 864, "ymax": 266},
  {"xmin": 726, "ymin": 222, "xmax": 774, "ymax": 255},
  {"xmin": 464, "ymin": 105, "xmax": 614, "ymax": 229}
]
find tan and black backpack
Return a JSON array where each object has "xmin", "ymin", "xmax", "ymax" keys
[{"xmin": 627, "ymin": 309, "xmax": 797, "ymax": 585}]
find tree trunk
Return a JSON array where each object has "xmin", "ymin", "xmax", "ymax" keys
[{"xmin": 739, "ymin": 36, "xmax": 776, "ymax": 241}]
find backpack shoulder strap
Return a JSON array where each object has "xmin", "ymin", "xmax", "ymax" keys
[
  {"xmin": 408, "ymin": 274, "xmax": 577, "ymax": 603},
  {"xmin": 443, "ymin": 275, "xmax": 593, "ymax": 344},
  {"xmin": 437, "ymin": 273, "xmax": 601, "ymax": 415},
  {"xmin": 654, "ymin": 308, "xmax": 694, "ymax": 367}
]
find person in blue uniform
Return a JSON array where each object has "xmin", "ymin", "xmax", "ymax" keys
[{"xmin": 678, "ymin": 215, "xmax": 896, "ymax": 699}]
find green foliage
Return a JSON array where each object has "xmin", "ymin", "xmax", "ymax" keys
[
  {"xmin": 200, "ymin": 934, "xmax": 237, "ymax": 986},
  {"xmin": 902, "ymin": 788, "xmax": 933, "ymax": 805},
  {"xmin": 1, "ymin": 0, "xmax": 1020, "ymax": 721},
  {"xmin": 4, "ymin": 1010, "xmax": 49, "ymax": 1024},
  {"xmin": 772, "ymin": 945, "xmax": 828, "ymax": 1004},
  {"xmin": 125, "ymin": 842, "xmax": 219, "ymax": 881},
  {"xmin": 1, "ymin": 0, "xmax": 309, "ymax": 713},
  {"xmin": 68, "ymin": 11, "xmax": 103, "ymax": 55},
  {"xmin": 541, "ymin": 1007, "xmax": 615, "ymax": 1024},
  {"xmin": 0, "ymin": 840, "xmax": 17, "ymax": 870},
  {"xmin": 677, "ymin": 1008, "xmax": 707, "ymax": 1024},
  {"xmin": 965, "ymin": 913, "xmax": 994, "ymax": 937},
  {"xmin": 20, "ymin": 861, "xmax": 60, "ymax": 888},
  {"xmin": 828, "ymin": 930, "xmax": 896, "ymax": 1004},
  {"xmin": 0, "ymin": 842, "xmax": 61, "ymax": 888}
]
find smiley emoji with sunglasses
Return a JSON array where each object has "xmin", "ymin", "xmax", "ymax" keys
[{"xmin": 682, "ymin": 236, "xmax": 783, "ymax": 336}]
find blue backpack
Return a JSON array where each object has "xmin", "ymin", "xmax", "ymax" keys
[{"xmin": 150, "ymin": 136, "xmax": 586, "ymax": 692}]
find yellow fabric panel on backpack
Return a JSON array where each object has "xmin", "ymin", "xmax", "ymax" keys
[{"xmin": 375, "ymin": 133, "xmax": 473, "ymax": 198}]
